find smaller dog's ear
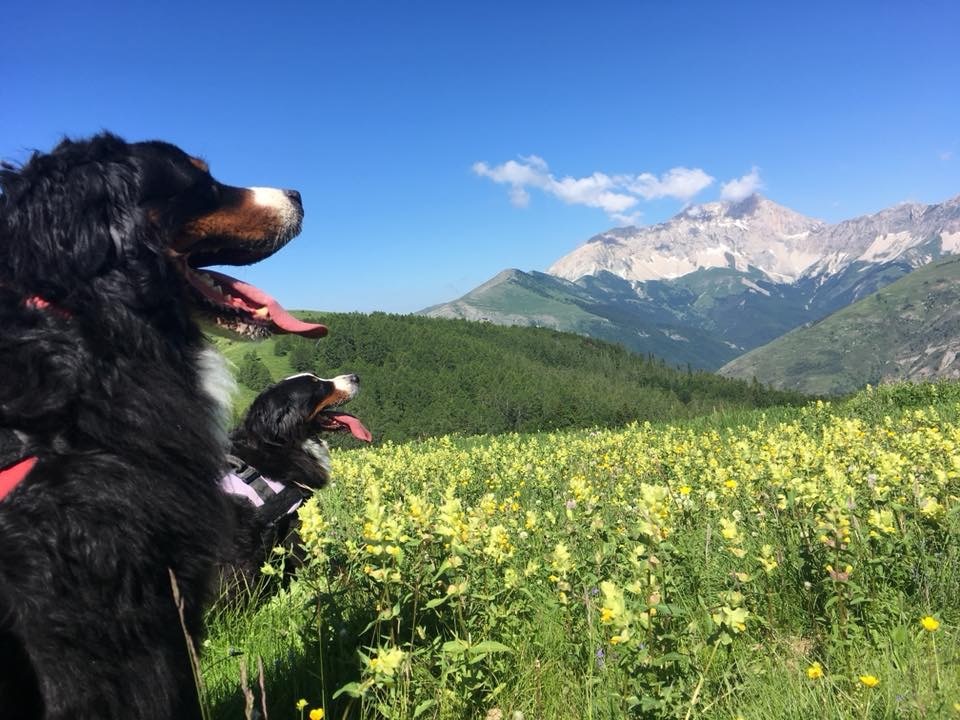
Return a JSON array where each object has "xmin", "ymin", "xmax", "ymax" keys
[{"xmin": 241, "ymin": 396, "xmax": 311, "ymax": 446}]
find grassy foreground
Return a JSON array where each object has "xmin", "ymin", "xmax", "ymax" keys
[{"xmin": 202, "ymin": 383, "xmax": 960, "ymax": 719}]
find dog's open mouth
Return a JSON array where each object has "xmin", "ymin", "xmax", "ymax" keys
[
  {"xmin": 181, "ymin": 263, "xmax": 327, "ymax": 338},
  {"xmin": 171, "ymin": 186, "xmax": 326, "ymax": 339},
  {"xmin": 314, "ymin": 410, "xmax": 372, "ymax": 442},
  {"xmin": 173, "ymin": 254, "xmax": 327, "ymax": 339}
]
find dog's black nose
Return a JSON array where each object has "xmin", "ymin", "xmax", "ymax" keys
[
  {"xmin": 350, "ymin": 374, "xmax": 360, "ymax": 385},
  {"xmin": 284, "ymin": 189, "xmax": 302, "ymax": 206}
]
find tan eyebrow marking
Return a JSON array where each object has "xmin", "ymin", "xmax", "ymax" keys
[{"xmin": 189, "ymin": 156, "xmax": 209, "ymax": 173}]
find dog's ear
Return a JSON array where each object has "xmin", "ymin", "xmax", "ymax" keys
[
  {"xmin": 0, "ymin": 134, "xmax": 148, "ymax": 297},
  {"xmin": 240, "ymin": 392, "xmax": 312, "ymax": 446}
]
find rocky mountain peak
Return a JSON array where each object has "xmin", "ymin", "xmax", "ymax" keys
[
  {"xmin": 548, "ymin": 193, "xmax": 960, "ymax": 286},
  {"xmin": 548, "ymin": 194, "xmax": 824, "ymax": 284}
]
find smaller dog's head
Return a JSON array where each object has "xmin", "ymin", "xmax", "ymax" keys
[{"xmin": 231, "ymin": 372, "xmax": 371, "ymax": 490}]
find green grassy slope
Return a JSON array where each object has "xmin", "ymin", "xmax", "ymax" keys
[
  {"xmin": 207, "ymin": 311, "xmax": 807, "ymax": 442},
  {"xmin": 720, "ymin": 257, "xmax": 960, "ymax": 395}
]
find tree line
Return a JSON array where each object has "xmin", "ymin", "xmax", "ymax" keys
[{"xmin": 229, "ymin": 312, "xmax": 808, "ymax": 444}]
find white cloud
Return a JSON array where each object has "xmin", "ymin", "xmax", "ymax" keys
[
  {"xmin": 720, "ymin": 167, "xmax": 764, "ymax": 201},
  {"xmin": 472, "ymin": 159, "xmax": 542, "ymax": 186},
  {"xmin": 611, "ymin": 210, "xmax": 644, "ymax": 226},
  {"xmin": 549, "ymin": 173, "xmax": 637, "ymax": 213},
  {"xmin": 627, "ymin": 167, "xmax": 715, "ymax": 201},
  {"xmin": 473, "ymin": 156, "xmax": 715, "ymax": 223},
  {"xmin": 509, "ymin": 186, "xmax": 530, "ymax": 207}
]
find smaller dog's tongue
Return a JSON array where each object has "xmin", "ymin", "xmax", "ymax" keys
[
  {"xmin": 203, "ymin": 270, "xmax": 328, "ymax": 338},
  {"xmin": 325, "ymin": 412, "xmax": 373, "ymax": 442}
]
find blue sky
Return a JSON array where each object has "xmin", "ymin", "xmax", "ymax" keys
[{"xmin": 3, "ymin": 0, "xmax": 959, "ymax": 313}]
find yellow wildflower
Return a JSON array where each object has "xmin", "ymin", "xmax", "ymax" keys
[
  {"xmin": 859, "ymin": 674, "xmax": 879, "ymax": 688},
  {"xmin": 806, "ymin": 662, "xmax": 823, "ymax": 680},
  {"xmin": 309, "ymin": 709, "xmax": 324, "ymax": 720},
  {"xmin": 920, "ymin": 615, "xmax": 940, "ymax": 632},
  {"xmin": 550, "ymin": 542, "xmax": 572, "ymax": 575},
  {"xmin": 369, "ymin": 647, "xmax": 406, "ymax": 678},
  {"xmin": 296, "ymin": 699, "xmax": 308, "ymax": 711},
  {"xmin": 719, "ymin": 518, "xmax": 739, "ymax": 541}
]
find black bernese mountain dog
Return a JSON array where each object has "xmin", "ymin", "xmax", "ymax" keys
[
  {"xmin": 220, "ymin": 371, "xmax": 371, "ymax": 594},
  {"xmin": 0, "ymin": 133, "xmax": 326, "ymax": 720}
]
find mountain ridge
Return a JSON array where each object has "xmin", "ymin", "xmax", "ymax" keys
[
  {"xmin": 548, "ymin": 193, "xmax": 960, "ymax": 285},
  {"xmin": 719, "ymin": 256, "xmax": 960, "ymax": 395}
]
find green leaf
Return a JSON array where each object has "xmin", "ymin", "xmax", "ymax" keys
[
  {"xmin": 468, "ymin": 640, "xmax": 513, "ymax": 656},
  {"xmin": 332, "ymin": 682, "xmax": 363, "ymax": 699},
  {"xmin": 413, "ymin": 699, "xmax": 437, "ymax": 718},
  {"xmin": 442, "ymin": 639, "xmax": 469, "ymax": 656},
  {"xmin": 431, "ymin": 559, "xmax": 452, "ymax": 582},
  {"xmin": 424, "ymin": 596, "xmax": 447, "ymax": 609},
  {"xmin": 656, "ymin": 651, "xmax": 687, "ymax": 665}
]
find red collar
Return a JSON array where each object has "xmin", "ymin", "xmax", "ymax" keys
[
  {"xmin": 26, "ymin": 295, "xmax": 71, "ymax": 318},
  {"xmin": 0, "ymin": 456, "xmax": 37, "ymax": 502}
]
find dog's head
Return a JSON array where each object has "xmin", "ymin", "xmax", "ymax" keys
[
  {"xmin": 231, "ymin": 372, "xmax": 371, "ymax": 489},
  {"xmin": 0, "ymin": 132, "xmax": 325, "ymax": 339}
]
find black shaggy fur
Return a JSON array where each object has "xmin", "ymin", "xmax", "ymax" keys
[
  {"xmin": 0, "ymin": 133, "xmax": 305, "ymax": 719},
  {"xmin": 222, "ymin": 373, "xmax": 365, "ymax": 592}
]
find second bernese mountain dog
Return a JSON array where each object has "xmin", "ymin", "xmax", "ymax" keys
[
  {"xmin": 220, "ymin": 371, "xmax": 371, "ymax": 594},
  {"xmin": 0, "ymin": 133, "xmax": 326, "ymax": 720}
]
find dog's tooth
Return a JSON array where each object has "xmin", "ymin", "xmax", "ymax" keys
[{"xmin": 253, "ymin": 307, "xmax": 270, "ymax": 319}]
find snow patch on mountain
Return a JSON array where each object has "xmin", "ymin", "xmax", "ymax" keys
[{"xmin": 741, "ymin": 278, "xmax": 771, "ymax": 296}]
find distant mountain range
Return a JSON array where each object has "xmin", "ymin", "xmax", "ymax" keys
[{"xmin": 420, "ymin": 193, "xmax": 960, "ymax": 380}]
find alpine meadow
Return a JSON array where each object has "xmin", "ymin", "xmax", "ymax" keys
[{"xmin": 200, "ymin": 315, "xmax": 960, "ymax": 720}]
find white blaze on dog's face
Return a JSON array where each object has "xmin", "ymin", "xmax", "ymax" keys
[
  {"xmin": 329, "ymin": 373, "xmax": 361, "ymax": 404},
  {"xmin": 249, "ymin": 187, "xmax": 304, "ymax": 237}
]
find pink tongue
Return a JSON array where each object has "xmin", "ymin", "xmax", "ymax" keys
[
  {"xmin": 327, "ymin": 412, "xmax": 373, "ymax": 442},
  {"xmin": 203, "ymin": 270, "xmax": 328, "ymax": 338}
]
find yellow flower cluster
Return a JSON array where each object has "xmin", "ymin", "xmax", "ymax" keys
[{"xmin": 290, "ymin": 397, "xmax": 958, "ymax": 709}]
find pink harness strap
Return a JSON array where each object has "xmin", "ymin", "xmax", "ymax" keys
[{"xmin": 220, "ymin": 472, "xmax": 302, "ymax": 515}]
